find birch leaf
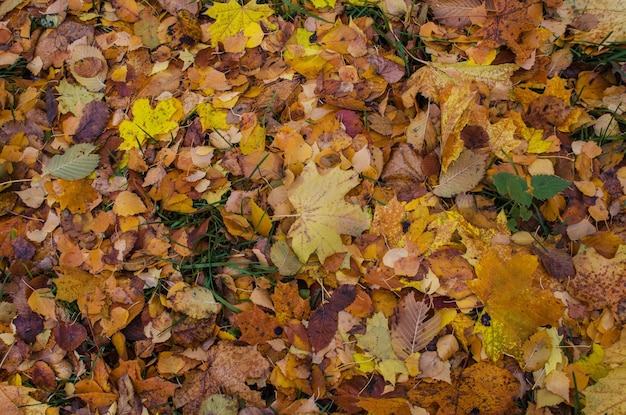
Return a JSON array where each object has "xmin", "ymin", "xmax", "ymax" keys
[{"xmin": 42, "ymin": 143, "xmax": 100, "ymax": 180}]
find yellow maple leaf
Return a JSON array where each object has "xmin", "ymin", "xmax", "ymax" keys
[
  {"xmin": 469, "ymin": 249, "xmax": 565, "ymax": 360},
  {"xmin": 286, "ymin": 161, "xmax": 370, "ymax": 263},
  {"xmin": 118, "ymin": 98, "xmax": 183, "ymax": 151},
  {"xmin": 205, "ymin": 0, "xmax": 274, "ymax": 48}
]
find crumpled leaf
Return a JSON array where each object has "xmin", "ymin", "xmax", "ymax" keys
[
  {"xmin": 287, "ymin": 161, "xmax": 370, "ymax": 263},
  {"xmin": 42, "ymin": 143, "xmax": 100, "ymax": 180},
  {"xmin": 205, "ymin": 0, "xmax": 274, "ymax": 48},
  {"xmin": 468, "ymin": 249, "xmax": 565, "ymax": 360}
]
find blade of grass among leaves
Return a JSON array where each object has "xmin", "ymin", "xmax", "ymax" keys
[{"xmin": 0, "ymin": 0, "xmax": 625, "ymax": 413}]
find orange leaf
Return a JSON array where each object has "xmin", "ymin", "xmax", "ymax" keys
[{"xmin": 468, "ymin": 249, "xmax": 564, "ymax": 359}]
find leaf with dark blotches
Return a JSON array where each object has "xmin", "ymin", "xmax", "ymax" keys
[
  {"xmin": 54, "ymin": 320, "xmax": 88, "ymax": 351},
  {"xmin": 74, "ymin": 100, "xmax": 109, "ymax": 143},
  {"xmin": 14, "ymin": 313, "xmax": 44, "ymax": 343},
  {"xmin": 308, "ymin": 305, "xmax": 338, "ymax": 351},
  {"xmin": 328, "ymin": 284, "xmax": 357, "ymax": 313}
]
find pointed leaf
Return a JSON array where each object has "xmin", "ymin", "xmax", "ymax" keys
[
  {"xmin": 42, "ymin": 143, "xmax": 100, "ymax": 180},
  {"xmin": 391, "ymin": 292, "xmax": 441, "ymax": 359},
  {"xmin": 433, "ymin": 150, "xmax": 488, "ymax": 197},
  {"xmin": 530, "ymin": 175, "xmax": 571, "ymax": 200},
  {"xmin": 491, "ymin": 172, "xmax": 532, "ymax": 207}
]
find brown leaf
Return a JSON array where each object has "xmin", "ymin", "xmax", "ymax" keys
[
  {"xmin": 54, "ymin": 320, "xmax": 88, "ymax": 351},
  {"xmin": 235, "ymin": 305, "xmax": 280, "ymax": 345},
  {"xmin": 13, "ymin": 312, "xmax": 44, "ymax": 344},
  {"xmin": 308, "ymin": 306, "xmax": 338, "ymax": 352},
  {"xmin": 530, "ymin": 244, "xmax": 575, "ymax": 280},
  {"xmin": 74, "ymin": 101, "xmax": 109, "ymax": 143},
  {"xmin": 208, "ymin": 342, "xmax": 270, "ymax": 407},
  {"xmin": 381, "ymin": 143, "xmax": 427, "ymax": 201},
  {"xmin": 391, "ymin": 291, "xmax": 440, "ymax": 359},
  {"xmin": 328, "ymin": 284, "xmax": 357, "ymax": 313}
]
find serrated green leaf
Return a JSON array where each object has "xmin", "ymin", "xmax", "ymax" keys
[
  {"xmin": 42, "ymin": 143, "xmax": 100, "ymax": 180},
  {"xmin": 492, "ymin": 172, "xmax": 532, "ymax": 207},
  {"xmin": 530, "ymin": 175, "xmax": 571, "ymax": 200}
]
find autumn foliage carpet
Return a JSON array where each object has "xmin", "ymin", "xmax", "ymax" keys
[{"xmin": 1, "ymin": 0, "xmax": 626, "ymax": 413}]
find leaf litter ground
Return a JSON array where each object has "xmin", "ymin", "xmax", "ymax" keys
[{"xmin": 1, "ymin": 0, "xmax": 626, "ymax": 414}]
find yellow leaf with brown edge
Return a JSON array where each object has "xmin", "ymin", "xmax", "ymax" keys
[
  {"xmin": 440, "ymin": 83, "xmax": 475, "ymax": 172},
  {"xmin": 28, "ymin": 289, "xmax": 56, "ymax": 321},
  {"xmin": 469, "ymin": 249, "xmax": 564, "ymax": 361}
]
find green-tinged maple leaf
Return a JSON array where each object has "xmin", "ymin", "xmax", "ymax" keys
[
  {"xmin": 468, "ymin": 249, "xmax": 564, "ymax": 360},
  {"xmin": 582, "ymin": 364, "xmax": 626, "ymax": 415},
  {"xmin": 42, "ymin": 143, "xmax": 100, "ymax": 180},
  {"xmin": 118, "ymin": 97, "xmax": 183, "ymax": 151},
  {"xmin": 205, "ymin": 0, "xmax": 274, "ymax": 48},
  {"xmin": 286, "ymin": 161, "xmax": 370, "ymax": 263},
  {"xmin": 356, "ymin": 311, "xmax": 408, "ymax": 384}
]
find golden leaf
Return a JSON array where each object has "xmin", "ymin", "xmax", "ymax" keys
[
  {"xmin": 469, "ymin": 249, "xmax": 565, "ymax": 360},
  {"xmin": 205, "ymin": 0, "xmax": 274, "ymax": 48}
]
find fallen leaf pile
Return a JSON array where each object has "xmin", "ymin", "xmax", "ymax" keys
[{"xmin": 1, "ymin": 0, "xmax": 626, "ymax": 413}]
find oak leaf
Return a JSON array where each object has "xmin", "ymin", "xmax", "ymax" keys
[
  {"xmin": 286, "ymin": 161, "xmax": 370, "ymax": 263},
  {"xmin": 469, "ymin": 249, "xmax": 565, "ymax": 360},
  {"xmin": 205, "ymin": 0, "xmax": 274, "ymax": 48}
]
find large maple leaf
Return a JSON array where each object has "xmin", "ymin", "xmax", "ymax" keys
[
  {"xmin": 468, "ymin": 249, "xmax": 564, "ymax": 360},
  {"xmin": 475, "ymin": 0, "xmax": 544, "ymax": 67},
  {"xmin": 205, "ymin": 0, "xmax": 274, "ymax": 48},
  {"xmin": 286, "ymin": 161, "xmax": 370, "ymax": 263}
]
